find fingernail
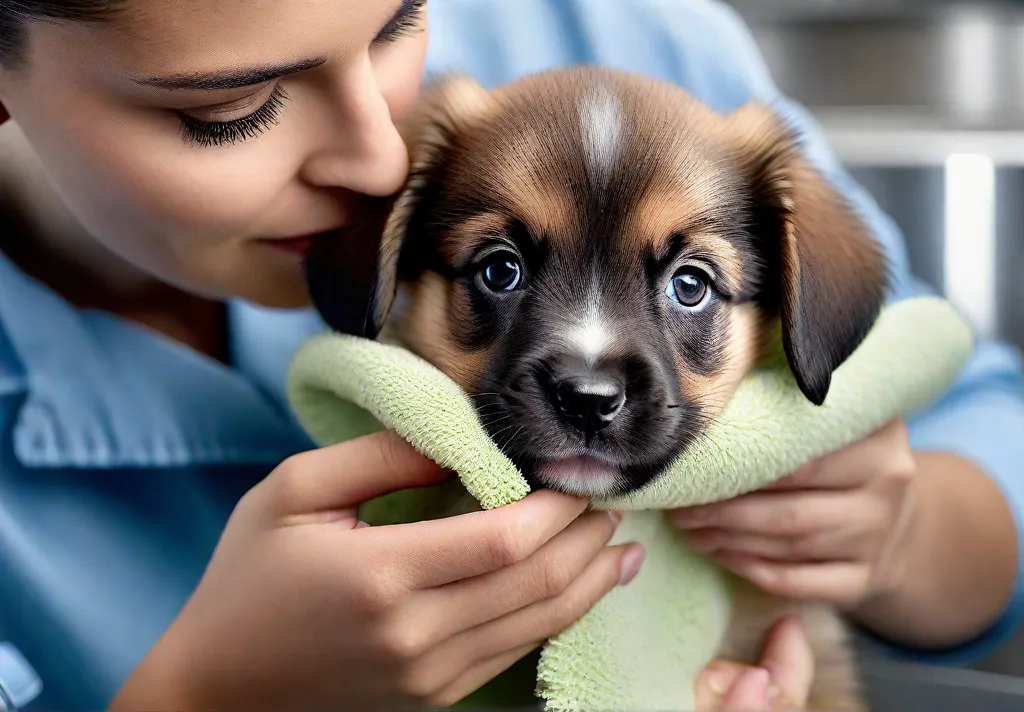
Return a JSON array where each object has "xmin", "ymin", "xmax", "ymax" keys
[
  {"xmin": 706, "ymin": 669, "xmax": 730, "ymax": 696},
  {"xmin": 766, "ymin": 684, "xmax": 782, "ymax": 705},
  {"xmin": 355, "ymin": 520, "xmax": 371, "ymax": 529},
  {"xmin": 607, "ymin": 510, "xmax": 623, "ymax": 527},
  {"xmin": 618, "ymin": 544, "xmax": 645, "ymax": 586},
  {"xmin": 742, "ymin": 666, "xmax": 771, "ymax": 691}
]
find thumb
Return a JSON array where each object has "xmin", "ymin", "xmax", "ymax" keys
[
  {"xmin": 760, "ymin": 615, "xmax": 815, "ymax": 708},
  {"xmin": 267, "ymin": 429, "xmax": 451, "ymax": 517}
]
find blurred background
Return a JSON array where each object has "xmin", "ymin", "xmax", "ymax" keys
[{"xmin": 723, "ymin": 0, "xmax": 1024, "ymax": 680}]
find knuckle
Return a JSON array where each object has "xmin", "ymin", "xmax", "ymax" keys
[
  {"xmin": 889, "ymin": 451, "xmax": 917, "ymax": 480},
  {"xmin": 778, "ymin": 503, "xmax": 804, "ymax": 534},
  {"xmin": 399, "ymin": 673, "xmax": 441, "ymax": 703},
  {"xmin": 378, "ymin": 431, "xmax": 407, "ymax": 473},
  {"xmin": 428, "ymin": 689, "xmax": 462, "ymax": 709},
  {"xmin": 767, "ymin": 567, "xmax": 798, "ymax": 595},
  {"xmin": 376, "ymin": 623, "xmax": 430, "ymax": 662},
  {"xmin": 377, "ymin": 429, "xmax": 424, "ymax": 476},
  {"xmin": 487, "ymin": 520, "xmax": 529, "ymax": 569},
  {"xmin": 538, "ymin": 555, "xmax": 574, "ymax": 599},
  {"xmin": 788, "ymin": 534, "xmax": 822, "ymax": 560},
  {"xmin": 887, "ymin": 418, "xmax": 910, "ymax": 442},
  {"xmin": 267, "ymin": 453, "xmax": 309, "ymax": 507},
  {"xmin": 358, "ymin": 570, "xmax": 405, "ymax": 617}
]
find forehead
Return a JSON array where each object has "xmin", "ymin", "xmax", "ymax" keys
[
  {"xmin": 441, "ymin": 70, "xmax": 750, "ymax": 249},
  {"xmin": 28, "ymin": 0, "xmax": 402, "ymax": 82}
]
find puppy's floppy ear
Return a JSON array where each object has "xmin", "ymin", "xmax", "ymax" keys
[
  {"xmin": 726, "ymin": 103, "xmax": 890, "ymax": 405},
  {"xmin": 304, "ymin": 73, "xmax": 495, "ymax": 338}
]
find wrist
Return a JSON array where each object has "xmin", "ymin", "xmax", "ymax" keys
[
  {"xmin": 109, "ymin": 627, "xmax": 208, "ymax": 712},
  {"xmin": 848, "ymin": 454, "xmax": 930, "ymax": 617},
  {"xmin": 848, "ymin": 451, "xmax": 1019, "ymax": 650}
]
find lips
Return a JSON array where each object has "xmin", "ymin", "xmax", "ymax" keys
[
  {"xmin": 257, "ymin": 228, "xmax": 342, "ymax": 257},
  {"xmin": 535, "ymin": 455, "xmax": 622, "ymax": 497}
]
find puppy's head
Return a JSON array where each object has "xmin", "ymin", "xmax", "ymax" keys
[{"xmin": 306, "ymin": 67, "xmax": 889, "ymax": 498}]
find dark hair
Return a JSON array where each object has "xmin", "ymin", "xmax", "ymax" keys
[{"xmin": 0, "ymin": 1, "xmax": 124, "ymax": 68}]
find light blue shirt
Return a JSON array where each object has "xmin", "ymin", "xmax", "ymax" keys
[{"xmin": 2, "ymin": 1, "xmax": 1023, "ymax": 709}]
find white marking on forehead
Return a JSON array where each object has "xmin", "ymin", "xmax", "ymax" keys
[
  {"xmin": 579, "ymin": 85, "xmax": 622, "ymax": 179},
  {"xmin": 571, "ymin": 320, "xmax": 609, "ymax": 362},
  {"xmin": 563, "ymin": 303, "xmax": 614, "ymax": 365}
]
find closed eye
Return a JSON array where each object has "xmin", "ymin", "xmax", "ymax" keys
[{"xmin": 374, "ymin": 0, "xmax": 428, "ymax": 44}]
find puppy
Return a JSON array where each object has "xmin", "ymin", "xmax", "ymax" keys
[{"xmin": 305, "ymin": 66, "xmax": 889, "ymax": 711}]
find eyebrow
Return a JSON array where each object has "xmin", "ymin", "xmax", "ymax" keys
[{"xmin": 131, "ymin": 57, "xmax": 328, "ymax": 91}]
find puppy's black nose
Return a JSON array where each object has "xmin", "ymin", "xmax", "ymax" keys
[{"xmin": 554, "ymin": 375, "xmax": 626, "ymax": 434}]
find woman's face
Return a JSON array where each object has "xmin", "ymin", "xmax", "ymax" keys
[{"xmin": 0, "ymin": 0, "xmax": 429, "ymax": 308}]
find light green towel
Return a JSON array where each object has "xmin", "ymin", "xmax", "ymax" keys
[{"xmin": 286, "ymin": 296, "xmax": 973, "ymax": 711}]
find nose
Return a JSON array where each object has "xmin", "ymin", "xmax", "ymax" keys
[
  {"xmin": 300, "ymin": 60, "xmax": 410, "ymax": 197},
  {"xmin": 553, "ymin": 375, "xmax": 626, "ymax": 435}
]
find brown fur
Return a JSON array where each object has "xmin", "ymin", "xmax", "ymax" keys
[{"xmin": 305, "ymin": 65, "xmax": 890, "ymax": 710}]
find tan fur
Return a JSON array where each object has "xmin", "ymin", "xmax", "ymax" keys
[
  {"xmin": 679, "ymin": 303, "xmax": 767, "ymax": 415},
  {"xmin": 381, "ymin": 272, "xmax": 489, "ymax": 392}
]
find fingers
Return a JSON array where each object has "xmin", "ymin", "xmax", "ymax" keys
[
  {"xmin": 374, "ymin": 490, "xmax": 592, "ymax": 589},
  {"xmin": 763, "ymin": 419, "xmax": 912, "ymax": 492},
  {"xmin": 714, "ymin": 553, "xmax": 870, "ymax": 604},
  {"xmin": 425, "ymin": 510, "xmax": 623, "ymax": 636},
  {"xmin": 671, "ymin": 491, "xmax": 880, "ymax": 538},
  {"xmin": 447, "ymin": 543, "xmax": 644, "ymax": 662},
  {"xmin": 686, "ymin": 527, "xmax": 870, "ymax": 562},
  {"xmin": 694, "ymin": 617, "xmax": 813, "ymax": 712},
  {"xmin": 761, "ymin": 462, "xmax": 871, "ymax": 492},
  {"xmin": 268, "ymin": 429, "xmax": 450, "ymax": 518},
  {"xmin": 694, "ymin": 660, "xmax": 750, "ymax": 711},
  {"xmin": 405, "ymin": 542, "xmax": 642, "ymax": 709},
  {"xmin": 721, "ymin": 667, "xmax": 773, "ymax": 710},
  {"xmin": 760, "ymin": 616, "xmax": 814, "ymax": 708},
  {"xmin": 429, "ymin": 641, "xmax": 542, "ymax": 709}
]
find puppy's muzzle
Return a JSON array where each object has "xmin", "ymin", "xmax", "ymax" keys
[{"xmin": 552, "ymin": 373, "xmax": 626, "ymax": 435}]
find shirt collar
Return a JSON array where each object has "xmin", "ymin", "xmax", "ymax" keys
[{"xmin": 0, "ymin": 251, "xmax": 318, "ymax": 469}]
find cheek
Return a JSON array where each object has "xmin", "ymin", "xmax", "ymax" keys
[
  {"xmin": 677, "ymin": 303, "xmax": 767, "ymax": 414},
  {"xmin": 387, "ymin": 273, "xmax": 488, "ymax": 391},
  {"xmin": 15, "ymin": 89, "xmax": 294, "ymax": 251},
  {"xmin": 82, "ymin": 121, "xmax": 294, "ymax": 239},
  {"xmin": 374, "ymin": 30, "xmax": 429, "ymax": 123}
]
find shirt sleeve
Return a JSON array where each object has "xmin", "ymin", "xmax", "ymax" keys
[{"xmin": 426, "ymin": 0, "xmax": 1024, "ymax": 664}]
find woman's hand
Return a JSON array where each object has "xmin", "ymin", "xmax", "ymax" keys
[
  {"xmin": 111, "ymin": 429, "xmax": 644, "ymax": 712},
  {"xmin": 695, "ymin": 616, "xmax": 814, "ymax": 711},
  {"xmin": 671, "ymin": 419, "xmax": 918, "ymax": 609}
]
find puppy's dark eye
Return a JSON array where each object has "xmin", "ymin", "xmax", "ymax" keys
[
  {"xmin": 480, "ymin": 252, "xmax": 523, "ymax": 292},
  {"xmin": 665, "ymin": 268, "xmax": 711, "ymax": 310}
]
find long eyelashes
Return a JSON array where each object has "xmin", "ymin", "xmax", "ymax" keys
[
  {"xmin": 175, "ymin": 0, "xmax": 427, "ymax": 149},
  {"xmin": 374, "ymin": 0, "xmax": 428, "ymax": 44},
  {"xmin": 177, "ymin": 86, "xmax": 289, "ymax": 148}
]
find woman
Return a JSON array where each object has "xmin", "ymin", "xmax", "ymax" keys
[{"xmin": 0, "ymin": 0, "xmax": 1020, "ymax": 710}]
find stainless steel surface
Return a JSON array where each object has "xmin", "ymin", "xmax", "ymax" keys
[
  {"xmin": 724, "ymin": 0, "xmax": 1024, "ymax": 348},
  {"xmin": 731, "ymin": 1, "xmax": 1024, "ymax": 163}
]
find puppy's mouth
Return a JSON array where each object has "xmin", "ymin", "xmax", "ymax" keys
[{"xmin": 533, "ymin": 454, "xmax": 624, "ymax": 498}]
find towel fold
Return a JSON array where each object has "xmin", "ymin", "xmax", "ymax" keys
[{"xmin": 287, "ymin": 296, "xmax": 973, "ymax": 710}]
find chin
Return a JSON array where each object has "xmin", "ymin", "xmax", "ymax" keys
[
  {"xmin": 532, "ymin": 456, "xmax": 627, "ymax": 498},
  {"xmin": 228, "ymin": 271, "xmax": 314, "ymax": 310}
]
